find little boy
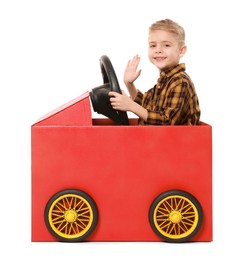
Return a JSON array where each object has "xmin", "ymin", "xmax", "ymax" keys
[{"xmin": 109, "ymin": 19, "xmax": 200, "ymax": 125}]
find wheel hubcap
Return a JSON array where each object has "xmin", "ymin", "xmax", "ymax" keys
[
  {"xmin": 65, "ymin": 209, "xmax": 77, "ymax": 223},
  {"xmin": 169, "ymin": 210, "xmax": 182, "ymax": 223}
]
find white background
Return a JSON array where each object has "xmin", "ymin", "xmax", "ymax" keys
[{"xmin": 1, "ymin": 0, "xmax": 245, "ymax": 258}]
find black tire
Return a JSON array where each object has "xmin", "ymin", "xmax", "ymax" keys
[
  {"xmin": 44, "ymin": 189, "xmax": 98, "ymax": 242},
  {"xmin": 149, "ymin": 190, "xmax": 203, "ymax": 243}
]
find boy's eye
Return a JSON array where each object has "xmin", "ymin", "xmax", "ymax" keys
[{"xmin": 164, "ymin": 44, "xmax": 171, "ymax": 47}]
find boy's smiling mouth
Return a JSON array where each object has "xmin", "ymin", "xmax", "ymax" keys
[{"xmin": 154, "ymin": 57, "xmax": 166, "ymax": 62}]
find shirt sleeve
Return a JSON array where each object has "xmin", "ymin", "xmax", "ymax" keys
[
  {"xmin": 133, "ymin": 90, "xmax": 144, "ymax": 105},
  {"xmin": 146, "ymin": 83, "xmax": 188, "ymax": 125}
]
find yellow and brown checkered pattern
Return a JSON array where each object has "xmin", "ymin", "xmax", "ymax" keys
[{"xmin": 135, "ymin": 63, "xmax": 200, "ymax": 125}]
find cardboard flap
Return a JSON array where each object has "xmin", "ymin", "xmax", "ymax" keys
[{"xmin": 32, "ymin": 92, "xmax": 92, "ymax": 126}]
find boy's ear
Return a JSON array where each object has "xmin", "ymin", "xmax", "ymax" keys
[{"xmin": 179, "ymin": 45, "xmax": 187, "ymax": 58}]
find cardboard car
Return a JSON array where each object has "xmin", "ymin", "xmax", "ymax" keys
[{"xmin": 31, "ymin": 56, "xmax": 212, "ymax": 243}]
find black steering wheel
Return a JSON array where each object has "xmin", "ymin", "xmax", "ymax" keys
[{"xmin": 90, "ymin": 55, "xmax": 129, "ymax": 125}]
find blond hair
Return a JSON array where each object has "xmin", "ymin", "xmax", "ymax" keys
[{"xmin": 149, "ymin": 19, "xmax": 185, "ymax": 46}]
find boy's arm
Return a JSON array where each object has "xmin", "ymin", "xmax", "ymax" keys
[
  {"xmin": 129, "ymin": 99, "xmax": 148, "ymax": 121},
  {"xmin": 125, "ymin": 82, "xmax": 138, "ymax": 100},
  {"xmin": 109, "ymin": 91, "xmax": 148, "ymax": 122}
]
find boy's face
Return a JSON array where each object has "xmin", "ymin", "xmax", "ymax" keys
[{"xmin": 148, "ymin": 30, "xmax": 186, "ymax": 70}]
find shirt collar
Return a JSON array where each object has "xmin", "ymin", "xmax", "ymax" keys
[{"xmin": 160, "ymin": 63, "xmax": 186, "ymax": 78}]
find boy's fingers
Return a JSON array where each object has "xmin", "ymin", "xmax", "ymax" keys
[{"xmin": 108, "ymin": 91, "xmax": 117, "ymax": 97}]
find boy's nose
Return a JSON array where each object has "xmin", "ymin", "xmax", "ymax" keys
[{"xmin": 155, "ymin": 46, "xmax": 163, "ymax": 53}]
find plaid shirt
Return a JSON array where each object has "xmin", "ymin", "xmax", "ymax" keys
[{"xmin": 134, "ymin": 63, "xmax": 200, "ymax": 125}]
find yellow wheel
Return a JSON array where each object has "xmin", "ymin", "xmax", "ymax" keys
[
  {"xmin": 149, "ymin": 190, "xmax": 203, "ymax": 242},
  {"xmin": 44, "ymin": 189, "xmax": 98, "ymax": 242}
]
